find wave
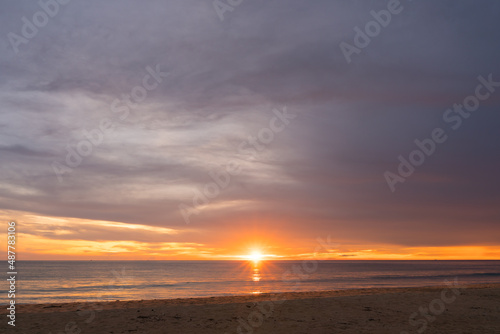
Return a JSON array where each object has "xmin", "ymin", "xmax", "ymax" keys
[
  {"xmin": 19, "ymin": 272, "xmax": 499, "ymax": 294},
  {"xmin": 367, "ymin": 272, "xmax": 500, "ymax": 280}
]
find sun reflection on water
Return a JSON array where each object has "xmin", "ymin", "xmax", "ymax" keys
[
  {"xmin": 250, "ymin": 260, "xmax": 262, "ymax": 294},
  {"xmin": 252, "ymin": 267, "xmax": 261, "ymax": 282}
]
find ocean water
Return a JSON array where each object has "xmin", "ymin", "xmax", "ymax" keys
[{"xmin": 5, "ymin": 260, "xmax": 500, "ymax": 304}]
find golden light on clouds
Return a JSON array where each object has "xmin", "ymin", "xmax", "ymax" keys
[{"xmin": 0, "ymin": 209, "xmax": 499, "ymax": 260}]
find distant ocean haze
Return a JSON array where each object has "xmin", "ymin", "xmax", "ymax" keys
[{"xmin": 8, "ymin": 260, "xmax": 500, "ymax": 304}]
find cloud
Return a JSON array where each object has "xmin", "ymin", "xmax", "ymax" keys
[{"xmin": 0, "ymin": 0, "xmax": 499, "ymax": 255}]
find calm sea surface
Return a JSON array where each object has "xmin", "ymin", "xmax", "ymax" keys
[{"xmin": 6, "ymin": 260, "xmax": 500, "ymax": 304}]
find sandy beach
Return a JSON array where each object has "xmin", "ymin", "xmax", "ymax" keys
[{"xmin": 2, "ymin": 284, "xmax": 499, "ymax": 333}]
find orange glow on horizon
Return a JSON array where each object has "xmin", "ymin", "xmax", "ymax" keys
[
  {"xmin": 5, "ymin": 234, "xmax": 500, "ymax": 261},
  {"xmin": 247, "ymin": 250, "xmax": 264, "ymax": 263},
  {"xmin": 1, "ymin": 210, "xmax": 500, "ymax": 261}
]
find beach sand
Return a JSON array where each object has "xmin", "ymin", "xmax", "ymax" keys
[{"xmin": 2, "ymin": 284, "xmax": 499, "ymax": 333}]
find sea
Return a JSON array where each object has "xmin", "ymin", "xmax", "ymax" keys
[{"xmin": 5, "ymin": 260, "xmax": 500, "ymax": 304}]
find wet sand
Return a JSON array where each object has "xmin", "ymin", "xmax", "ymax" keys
[{"xmin": 2, "ymin": 284, "xmax": 499, "ymax": 333}]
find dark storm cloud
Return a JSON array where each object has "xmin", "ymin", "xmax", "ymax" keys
[{"xmin": 0, "ymin": 0, "xmax": 499, "ymax": 246}]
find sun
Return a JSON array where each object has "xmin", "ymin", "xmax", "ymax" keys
[{"xmin": 248, "ymin": 250, "xmax": 264, "ymax": 263}]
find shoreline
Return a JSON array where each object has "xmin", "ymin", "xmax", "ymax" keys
[
  {"xmin": 3, "ymin": 283, "xmax": 499, "ymax": 311},
  {"xmin": 2, "ymin": 284, "xmax": 500, "ymax": 333}
]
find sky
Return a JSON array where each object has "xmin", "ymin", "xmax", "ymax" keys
[{"xmin": 0, "ymin": 0, "xmax": 499, "ymax": 260}]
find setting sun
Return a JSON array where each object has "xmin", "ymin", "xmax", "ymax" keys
[{"xmin": 247, "ymin": 250, "xmax": 264, "ymax": 263}]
